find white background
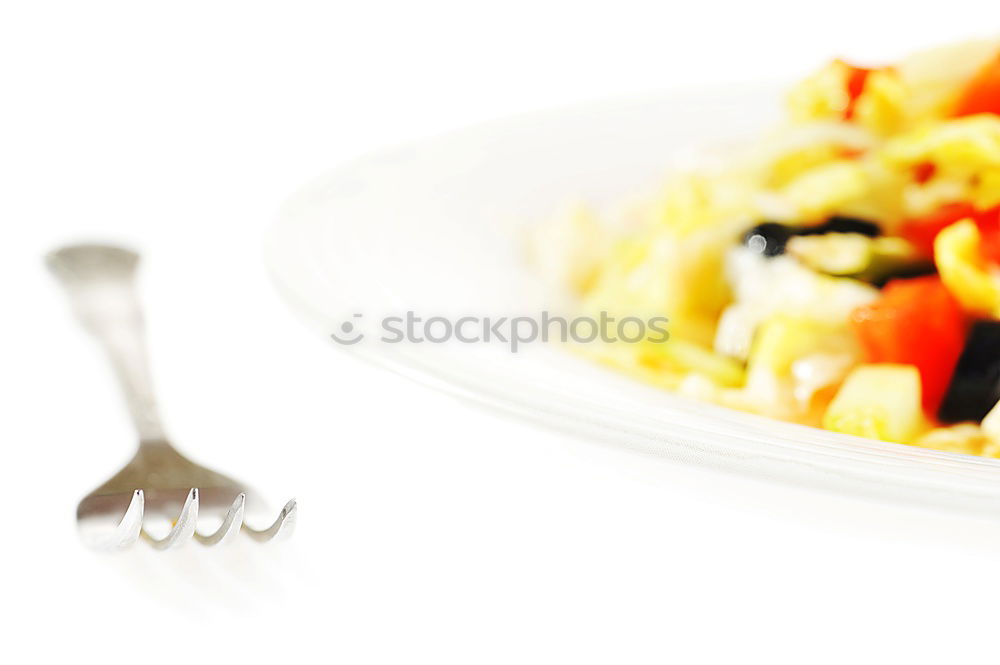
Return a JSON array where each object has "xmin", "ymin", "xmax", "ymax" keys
[{"xmin": 4, "ymin": 2, "xmax": 1000, "ymax": 663}]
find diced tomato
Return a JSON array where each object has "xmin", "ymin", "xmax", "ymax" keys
[
  {"xmin": 840, "ymin": 61, "xmax": 873, "ymax": 120},
  {"xmin": 899, "ymin": 203, "xmax": 1000, "ymax": 260},
  {"xmin": 838, "ymin": 146, "xmax": 866, "ymax": 160},
  {"xmin": 850, "ymin": 276, "xmax": 967, "ymax": 414},
  {"xmin": 899, "ymin": 203, "xmax": 977, "ymax": 257},
  {"xmin": 913, "ymin": 161, "xmax": 936, "ymax": 184},
  {"xmin": 978, "ymin": 207, "xmax": 1000, "ymax": 264},
  {"xmin": 954, "ymin": 52, "xmax": 1000, "ymax": 117}
]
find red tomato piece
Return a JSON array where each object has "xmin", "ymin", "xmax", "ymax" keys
[
  {"xmin": 840, "ymin": 61, "xmax": 873, "ymax": 120},
  {"xmin": 898, "ymin": 203, "xmax": 978, "ymax": 257},
  {"xmin": 850, "ymin": 276, "xmax": 967, "ymax": 414},
  {"xmin": 913, "ymin": 161, "xmax": 936, "ymax": 184},
  {"xmin": 954, "ymin": 52, "xmax": 1000, "ymax": 117},
  {"xmin": 899, "ymin": 203, "xmax": 1000, "ymax": 259},
  {"xmin": 975, "ymin": 206, "xmax": 1000, "ymax": 264}
]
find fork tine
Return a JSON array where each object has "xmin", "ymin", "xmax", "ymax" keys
[
  {"xmin": 112, "ymin": 489, "xmax": 145, "ymax": 550},
  {"xmin": 244, "ymin": 498, "xmax": 297, "ymax": 542},
  {"xmin": 87, "ymin": 489, "xmax": 145, "ymax": 551},
  {"xmin": 142, "ymin": 488, "xmax": 199, "ymax": 550},
  {"xmin": 194, "ymin": 493, "xmax": 245, "ymax": 546}
]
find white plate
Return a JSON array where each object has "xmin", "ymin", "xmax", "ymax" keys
[{"xmin": 266, "ymin": 85, "xmax": 1000, "ymax": 518}]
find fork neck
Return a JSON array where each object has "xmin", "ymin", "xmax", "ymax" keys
[
  {"xmin": 101, "ymin": 318, "xmax": 168, "ymax": 444},
  {"xmin": 48, "ymin": 246, "xmax": 168, "ymax": 443}
]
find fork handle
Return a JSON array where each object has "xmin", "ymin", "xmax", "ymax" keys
[{"xmin": 47, "ymin": 244, "xmax": 167, "ymax": 443}]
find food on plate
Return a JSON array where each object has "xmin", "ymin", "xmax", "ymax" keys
[{"xmin": 535, "ymin": 38, "xmax": 1000, "ymax": 456}]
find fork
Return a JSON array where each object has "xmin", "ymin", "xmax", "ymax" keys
[{"xmin": 48, "ymin": 244, "xmax": 296, "ymax": 550}]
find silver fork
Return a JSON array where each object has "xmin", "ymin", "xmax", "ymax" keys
[{"xmin": 48, "ymin": 244, "xmax": 296, "ymax": 550}]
